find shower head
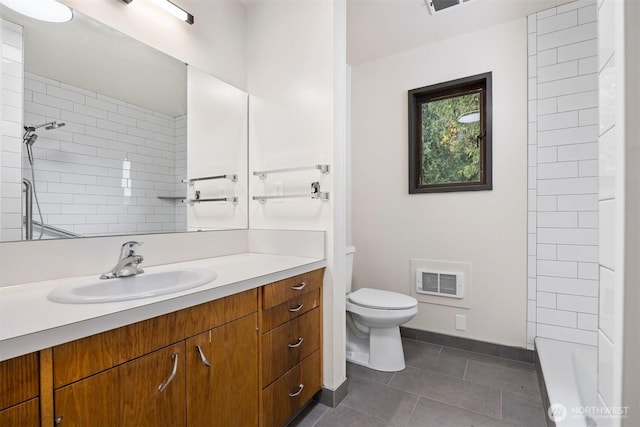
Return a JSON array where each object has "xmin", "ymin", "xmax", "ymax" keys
[
  {"xmin": 45, "ymin": 122, "xmax": 65, "ymax": 130},
  {"xmin": 24, "ymin": 133, "xmax": 38, "ymax": 146},
  {"xmin": 24, "ymin": 121, "xmax": 66, "ymax": 132}
]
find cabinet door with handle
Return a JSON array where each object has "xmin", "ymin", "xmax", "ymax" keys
[
  {"xmin": 120, "ymin": 342, "xmax": 186, "ymax": 427},
  {"xmin": 186, "ymin": 313, "xmax": 258, "ymax": 427},
  {"xmin": 54, "ymin": 366, "xmax": 119, "ymax": 427},
  {"xmin": 54, "ymin": 342, "xmax": 186, "ymax": 427}
]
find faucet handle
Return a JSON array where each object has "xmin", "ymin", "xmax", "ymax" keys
[{"xmin": 120, "ymin": 241, "xmax": 143, "ymax": 258}]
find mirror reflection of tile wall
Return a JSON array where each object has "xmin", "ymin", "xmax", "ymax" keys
[
  {"xmin": 0, "ymin": 7, "xmax": 249, "ymax": 242},
  {"xmin": 23, "ymin": 72, "xmax": 187, "ymax": 238}
]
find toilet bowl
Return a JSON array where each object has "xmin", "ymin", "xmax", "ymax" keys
[{"xmin": 345, "ymin": 247, "xmax": 418, "ymax": 372}]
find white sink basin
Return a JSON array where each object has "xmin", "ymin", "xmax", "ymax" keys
[{"xmin": 47, "ymin": 268, "xmax": 217, "ymax": 304}]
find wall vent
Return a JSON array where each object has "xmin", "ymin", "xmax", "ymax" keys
[
  {"xmin": 425, "ymin": 0, "xmax": 473, "ymax": 15},
  {"xmin": 416, "ymin": 269, "xmax": 464, "ymax": 298}
]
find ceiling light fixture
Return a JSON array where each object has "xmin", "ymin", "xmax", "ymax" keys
[
  {"xmin": 0, "ymin": 0, "xmax": 73, "ymax": 23},
  {"xmin": 121, "ymin": 0, "xmax": 193, "ymax": 25}
]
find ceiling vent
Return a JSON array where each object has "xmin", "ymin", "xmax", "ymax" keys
[{"xmin": 425, "ymin": 0, "xmax": 473, "ymax": 14}]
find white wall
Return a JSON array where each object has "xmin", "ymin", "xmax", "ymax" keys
[
  {"xmin": 597, "ymin": 0, "xmax": 625, "ymax": 421},
  {"xmin": 59, "ymin": 0, "xmax": 247, "ymax": 91},
  {"xmin": 0, "ymin": 19, "xmax": 23, "ymax": 242},
  {"xmin": 527, "ymin": 0, "xmax": 599, "ymax": 349},
  {"xmin": 351, "ymin": 19, "xmax": 528, "ymax": 347},
  {"xmin": 246, "ymin": 0, "xmax": 347, "ymax": 391},
  {"xmin": 622, "ymin": 0, "xmax": 640, "ymax": 420},
  {"xmin": 187, "ymin": 66, "xmax": 248, "ymax": 231}
]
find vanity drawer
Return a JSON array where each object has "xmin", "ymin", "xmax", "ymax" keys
[
  {"xmin": 262, "ymin": 269, "xmax": 323, "ymax": 309},
  {"xmin": 261, "ymin": 308, "xmax": 320, "ymax": 387},
  {"xmin": 261, "ymin": 350, "xmax": 321, "ymax": 427},
  {"xmin": 0, "ymin": 352, "xmax": 39, "ymax": 410},
  {"xmin": 262, "ymin": 288, "xmax": 320, "ymax": 332},
  {"xmin": 53, "ymin": 288, "xmax": 257, "ymax": 388}
]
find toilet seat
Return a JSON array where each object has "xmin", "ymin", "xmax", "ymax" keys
[{"xmin": 348, "ymin": 288, "xmax": 417, "ymax": 310}]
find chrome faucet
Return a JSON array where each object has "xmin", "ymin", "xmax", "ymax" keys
[{"xmin": 100, "ymin": 241, "xmax": 144, "ymax": 279}]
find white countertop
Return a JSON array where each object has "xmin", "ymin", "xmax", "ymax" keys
[{"xmin": 0, "ymin": 252, "xmax": 325, "ymax": 361}]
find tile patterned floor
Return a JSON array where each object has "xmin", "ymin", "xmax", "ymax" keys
[{"xmin": 289, "ymin": 338, "xmax": 548, "ymax": 427}]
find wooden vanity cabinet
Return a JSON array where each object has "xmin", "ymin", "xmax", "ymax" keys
[
  {"xmin": 54, "ymin": 342, "xmax": 186, "ymax": 427},
  {"xmin": 52, "ymin": 289, "xmax": 257, "ymax": 427},
  {"xmin": 15, "ymin": 268, "xmax": 324, "ymax": 427},
  {"xmin": 0, "ymin": 352, "xmax": 40, "ymax": 427},
  {"xmin": 259, "ymin": 269, "xmax": 324, "ymax": 427},
  {"xmin": 186, "ymin": 313, "xmax": 258, "ymax": 427}
]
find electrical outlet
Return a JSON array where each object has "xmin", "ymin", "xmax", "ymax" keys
[{"xmin": 455, "ymin": 314, "xmax": 466, "ymax": 331}]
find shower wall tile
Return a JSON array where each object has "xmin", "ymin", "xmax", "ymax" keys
[
  {"xmin": 21, "ymin": 73, "xmax": 187, "ymax": 238},
  {"xmin": 557, "ymin": 39, "xmax": 597, "ymax": 62},
  {"xmin": 537, "ymin": 10, "xmax": 578, "ymax": 35},
  {"xmin": 527, "ymin": 0, "xmax": 598, "ymax": 349},
  {"xmin": 536, "ymin": 323, "xmax": 597, "ymax": 345},
  {"xmin": 577, "ymin": 313, "xmax": 597, "ymax": 331},
  {"xmin": 537, "ymin": 307, "xmax": 577, "ymax": 328}
]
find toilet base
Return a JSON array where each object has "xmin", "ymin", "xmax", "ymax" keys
[{"xmin": 346, "ymin": 315, "xmax": 406, "ymax": 372}]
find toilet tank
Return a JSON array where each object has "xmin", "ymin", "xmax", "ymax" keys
[{"xmin": 346, "ymin": 246, "xmax": 356, "ymax": 294}]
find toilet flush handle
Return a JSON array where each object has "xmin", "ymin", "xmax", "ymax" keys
[{"xmin": 291, "ymin": 282, "xmax": 306, "ymax": 290}]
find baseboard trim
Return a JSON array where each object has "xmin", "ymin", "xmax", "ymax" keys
[
  {"xmin": 314, "ymin": 378, "xmax": 349, "ymax": 408},
  {"xmin": 400, "ymin": 327, "xmax": 535, "ymax": 364}
]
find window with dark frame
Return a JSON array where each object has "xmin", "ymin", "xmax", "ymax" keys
[{"xmin": 408, "ymin": 72, "xmax": 492, "ymax": 193}]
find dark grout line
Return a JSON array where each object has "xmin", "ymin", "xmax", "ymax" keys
[
  {"xmin": 339, "ymin": 401, "xmax": 399, "ymax": 426},
  {"xmin": 500, "ymin": 387, "xmax": 545, "ymax": 403},
  {"xmin": 404, "ymin": 397, "xmax": 419, "ymax": 427},
  {"xmin": 419, "ymin": 395, "xmax": 509, "ymax": 424},
  {"xmin": 463, "ymin": 358, "xmax": 469, "ymax": 380},
  {"xmin": 388, "ymin": 371, "xmax": 397, "ymax": 385}
]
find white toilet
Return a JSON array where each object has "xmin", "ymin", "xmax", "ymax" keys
[{"xmin": 345, "ymin": 246, "xmax": 418, "ymax": 372}]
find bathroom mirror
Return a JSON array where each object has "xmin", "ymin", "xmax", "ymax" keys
[{"xmin": 0, "ymin": 7, "xmax": 248, "ymax": 242}]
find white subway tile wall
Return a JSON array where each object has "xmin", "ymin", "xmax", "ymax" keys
[
  {"xmin": 20, "ymin": 72, "xmax": 186, "ymax": 238},
  {"xmin": 1, "ymin": 19, "xmax": 24, "ymax": 241},
  {"xmin": 527, "ymin": 0, "xmax": 599, "ymax": 349}
]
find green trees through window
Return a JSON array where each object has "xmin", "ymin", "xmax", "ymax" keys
[
  {"xmin": 409, "ymin": 73, "xmax": 492, "ymax": 193},
  {"xmin": 421, "ymin": 92, "xmax": 481, "ymax": 185}
]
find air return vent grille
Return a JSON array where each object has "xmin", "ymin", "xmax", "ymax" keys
[
  {"xmin": 425, "ymin": 0, "xmax": 473, "ymax": 15},
  {"xmin": 416, "ymin": 269, "xmax": 464, "ymax": 298}
]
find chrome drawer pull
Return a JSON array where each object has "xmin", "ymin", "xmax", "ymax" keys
[
  {"xmin": 158, "ymin": 353, "xmax": 178, "ymax": 392},
  {"xmin": 195, "ymin": 345, "xmax": 212, "ymax": 367},
  {"xmin": 290, "ymin": 282, "xmax": 306, "ymax": 290},
  {"xmin": 288, "ymin": 384, "xmax": 304, "ymax": 398},
  {"xmin": 289, "ymin": 303, "xmax": 304, "ymax": 312},
  {"xmin": 288, "ymin": 337, "xmax": 304, "ymax": 348}
]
